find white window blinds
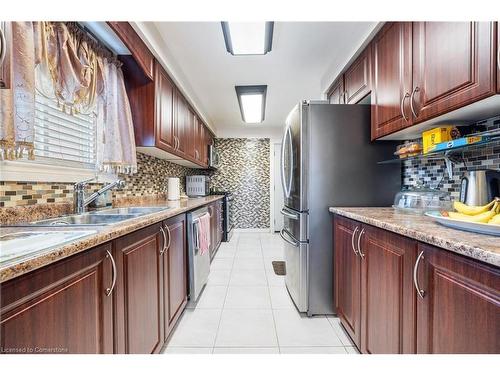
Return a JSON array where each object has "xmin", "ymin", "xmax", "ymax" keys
[{"xmin": 33, "ymin": 93, "xmax": 97, "ymax": 169}]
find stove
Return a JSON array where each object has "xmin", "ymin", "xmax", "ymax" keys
[{"xmin": 210, "ymin": 191, "xmax": 234, "ymax": 242}]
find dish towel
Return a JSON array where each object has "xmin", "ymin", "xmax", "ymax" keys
[{"xmin": 197, "ymin": 213, "xmax": 211, "ymax": 255}]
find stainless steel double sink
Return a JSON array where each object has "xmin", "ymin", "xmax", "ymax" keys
[{"xmin": 19, "ymin": 206, "xmax": 169, "ymax": 227}]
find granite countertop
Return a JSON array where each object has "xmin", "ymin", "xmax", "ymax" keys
[
  {"xmin": 0, "ymin": 196, "xmax": 224, "ymax": 283},
  {"xmin": 329, "ymin": 207, "xmax": 500, "ymax": 267}
]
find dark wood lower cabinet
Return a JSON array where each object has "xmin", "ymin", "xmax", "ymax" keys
[
  {"xmin": 113, "ymin": 223, "xmax": 164, "ymax": 354},
  {"xmin": 416, "ymin": 243, "xmax": 500, "ymax": 354},
  {"xmin": 162, "ymin": 214, "xmax": 188, "ymax": 338},
  {"xmin": 334, "ymin": 216, "xmax": 361, "ymax": 348},
  {"xmin": 360, "ymin": 225, "xmax": 417, "ymax": 354},
  {"xmin": 333, "ymin": 214, "xmax": 500, "ymax": 354},
  {"xmin": 0, "ymin": 244, "xmax": 114, "ymax": 354}
]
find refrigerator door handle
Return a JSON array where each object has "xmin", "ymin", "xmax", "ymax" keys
[
  {"xmin": 280, "ymin": 207, "xmax": 299, "ymax": 220},
  {"xmin": 280, "ymin": 128, "xmax": 288, "ymax": 199},
  {"xmin": 286, "ymin": 126, "xmax": 293, "ymax": 198},
  {"xmin": 280, "ymin": 228, "xmax": 300, "ymax": 247}
]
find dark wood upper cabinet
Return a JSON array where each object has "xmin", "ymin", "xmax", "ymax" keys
[
  {"xmin": 333, "ymin": 216, "xmax": 361, "ymax": 348},
  {"xmin": 162, "ymin": 214, "xmax": 188, "ymax": 339},
  {"xmin": 156, "ymin": 63, "xmax": 176, "ymax": 151},
  {"xmin": 416, "ymin": 243, "xmax": 500, "ymax": 354},
  {"xmin": 412, "ymin": 22, "xmax": 496, "ymax": 123},
  {"xmin": 113, "ymin": 224, "xmax": 164, "ymax": 354},
  {"xmin": 371, "ymin": 22, "xmax": 413, "ymax": 140},
  {"xmin": 344, "ymin": 45, "xmax": 372, "ymax": 104},
  {"xmin": 360, "ymin": 225, "xmax": 417, "ymax": 354},
  {"xmin": 496, "ymin": 22, "xmax": 499, "ymax": 93},
  {"xmin": 0, "ymin": 22, "xmax": 12, "ymax": 89},
  {"xmin": 0, "ymin": 244, "xmax": 114, "ymax": 354},
  {"xmin": 108, "ymin": 22, "xmax": 154, "ymax": 80},
  {"xmin": 327, "ymin": 77, "xmax": 345, "ymax": 104}
]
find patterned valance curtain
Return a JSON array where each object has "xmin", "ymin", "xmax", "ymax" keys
[{"xmin": 0, "ymin": 21, "xmax": 137, "ymax": 174}]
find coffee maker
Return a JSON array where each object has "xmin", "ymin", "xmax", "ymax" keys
[{"xmin": 459, "ymin": 169, "xmax": 500, "ymax": 206}]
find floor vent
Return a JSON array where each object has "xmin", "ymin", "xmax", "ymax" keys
[{"xmin": 272, "ymin": 261, "xmax": 286, "ymax": 276}]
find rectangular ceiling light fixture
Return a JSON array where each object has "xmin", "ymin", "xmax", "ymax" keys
[
  {"xmin": 235, "ymin": 85, "xmax": 267, "ymax": 124},
  {"xmin": 221, "ymin": 22, "xmax": 274, "ymax": 55}
]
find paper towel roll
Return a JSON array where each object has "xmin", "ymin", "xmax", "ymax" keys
[{"xmin": 167, "ymin": 178, "xmax": 180, "ymax": 201}]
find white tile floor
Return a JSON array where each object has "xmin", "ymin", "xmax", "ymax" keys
[{"xmin": 163, "ymin": 232, "xmax": 359, "ymax": 354}]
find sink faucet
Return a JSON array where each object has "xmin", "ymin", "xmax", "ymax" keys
[{"xmin": 74, "ymin": 177, "xmax": 126, "ymax": 214}]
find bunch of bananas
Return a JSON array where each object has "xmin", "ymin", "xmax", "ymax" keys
[{"xmin": 441, "ymin": 198, "xmax": 500, "ymax": 225}]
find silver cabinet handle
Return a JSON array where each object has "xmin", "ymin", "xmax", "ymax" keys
[
  {"xmin": 410, "ymin": 86, "xmax": 420, "ymax": 119},
  {"xmin": 164, "ymin": 224, "xmax": 171, "ymax": 252},
  {"xmin": 175, "ymin": 136, "xmax": 179, "ymax": 150},
  {"xmin": 195, "ymin": 149, "xmax": 199, "ymax": 159},
  {"xmin": 342, "ymin": 90, "xmax": 348, "ymax": 104},
  {"xmin": 105, "ymin": 250, "xmax": 117, "ymax": 296},
  {"xmin": 413, "ymin": 250, "xmax": 426, "ymax": 299},
  {"xmin": 357, "ymin": 228, "xmax": 365, "ymax": 259},
  {"xmin": 400, "ymin": 92, "xmax": 410, "ymax": 123},
  {"xmin": 160, "ymin": 226, "xmax": 167, "ymax": 255},
  {"xmin": 351, "ymin": 226, "xmax": 359, "ymax": 256},
  {"xmin": 280, "ymin": 229, "xmax": 299, "ymax": 247},
  {"xmin": 0, "ymin": 26, "xmax": 6, "ymax": 69},
  {"xmin": 280, "ymin": 207, "xmax": 299, "ymax": 220}
]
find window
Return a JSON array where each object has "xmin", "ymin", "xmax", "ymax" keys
[{"xmin": 32, "ymin": 93, "xmax": 97, "ymax": 169}]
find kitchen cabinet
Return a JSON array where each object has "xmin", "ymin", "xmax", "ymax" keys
[
  {"xmin": 127, "ymin": 59, "xmax": 211, "ymax": 168},
  {"xmin": 371, "ymin": 22, "xmax": 413, "ymax": 140},
  {"xmin": 0, "ymin": 21, "xmax": 12, "ymax": 89},
  {"xmin": 113, "ymin": 223, "xmax": 164, "ymax": 354},
  {"xmin": 108, "ymin": 22, "xmax": 154, "ymax": 80},
  {"xmin": 344, "ymin": 45, "xmax": 372, "ymax": 104},
  {"xmin": 360, "ymin": 225, "xmax": 417, "ymax": 354},
  {"xmin": 156, "ymin": 64, "xmax": 176, "ymax": 151},
  {"xmin": 162, "ymin": 214, "xmax": 188, "ymax": 338},
  {"xmin": 327, "ymin": 76, "xmax": 344, "ymax": 104},
  {"xmin": 333, "ymin": 214, "xmax": 500, "ymax": 354},
  {"xmin": 0, "ymin": 243, "xmax": 114, "ymax": 354},
  {"xmin": 411, "ymin": 22, "xmax": 496, "ymax": 123},
  {"xmin": 333, "ymin": 216, "xmax": 361, "ymax": 348},
  {"xmin": 415, "ymin": 243, "xmax": 500, "ymax": 354},
  {"xmin": 333, "ymin": 216, "xmax": 417, "ymax": 353},
  {"xmin": 497, "ymin": 22, "xmax": 499, "ymax": 93}
]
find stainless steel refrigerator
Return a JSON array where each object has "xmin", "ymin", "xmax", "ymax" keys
[{"xmin": 279, "ymin": 101, "xmax": 400, "ymax": 316}]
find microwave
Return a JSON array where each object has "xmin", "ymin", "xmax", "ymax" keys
[
  {"xmin": 209, "ymin": 144, "xmax": 219, "ymax": 169},
  {"xmin": 186, "ymin": 175, "xmax": 210, "ymax": 197}
]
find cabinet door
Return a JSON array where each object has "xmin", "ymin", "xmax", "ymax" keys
[
  {"xmin": 497, "ymin": 23, "xmax": 499, "ymax": 93},
  {"xmin": 371, "ymin": 22, "xmax": 413, "ymax": 140},
  {"xmin": 163, "ymin": 214, "xmax": 187, "ymax": 338},
  {"xmin": 416, "ymin": 244, "xmax": 500, "ymax": 354},
  {"xmin": 0, "ymin": 244, "xmax": 114, "ymax": 354},
  {"xmin": 107, "ymin": 22, "xmax": 154, "ymax": 80},
  {"xmin": 333, "ymin": 216, "xmax": 362, "ymax": 348},
  {"xmin": 412, "ymin": 22, "xmax": 496, "ymax": 123},
  {"xmin": 156, "ymin": 64, "xmax": 175, "ymax": 151},
  {"xmin": 196, "ymin": 120, "xmax": 205, "ymax": 165},
  {"xmin": 114, "ymin": 224, "xmax": 164, "ymax": 354},
  {"xmin": 344, "ymin": 45, "xmax": 371, "ymax": 104},
  {"xmin": 174, "ymin": 92, "xmax": 188, "ymax": 156},
  {"xmin": 360, "ymin": 225, "xmax": 417, "ymax": 354},
  {"xmin": 186, "ymin": 107, "xmax": 197, "ymax": 160},
  {"xmin": 327, "ymin": 77, "xmax": 345, "ymax": 104},
  {"xmin": 0, "ymin": 21, "xmax": 11, "ymax": 89}
]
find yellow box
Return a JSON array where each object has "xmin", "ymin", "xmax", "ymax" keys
[{"xmin": 422, "ymin": 126, "xmax": 455, "ymax": 154}]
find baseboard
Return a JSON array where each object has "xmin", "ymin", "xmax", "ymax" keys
[{"xmin": 233, "ymin": 228, "xmax": 271, "ymax": 233}]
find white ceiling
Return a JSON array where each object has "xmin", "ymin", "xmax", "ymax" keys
[{"xmin": 146, "ymin": 22, "xmax": 378, "ymax": 136}]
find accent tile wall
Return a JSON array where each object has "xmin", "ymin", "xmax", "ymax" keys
[
  {"xmin": 402, "ymin": 116, "xmax": 500, "ymax": 199},
  {"xmin": 209, "ymin": 138, "xmax": 270, "ymax": 229}
]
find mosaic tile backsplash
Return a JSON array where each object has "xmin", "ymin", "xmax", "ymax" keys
[
  {"xmin": 402, "ymin": 115, "xmax": 500, "ymax": 199},
  {"xmin": 209, "ymin": 138, "xmax": 270, "ymax": 229},
  {"xmin": 0, "ymin": 152, "xmax": 199, "ymax": 208}
]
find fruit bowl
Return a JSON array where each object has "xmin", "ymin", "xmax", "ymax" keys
[{"xmin": 425, "ymin": 211, "xmax": 500, "ymax": 236}]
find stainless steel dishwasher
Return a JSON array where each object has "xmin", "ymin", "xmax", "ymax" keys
[{"xmin": 186, "ymin": 206, "xmax": 211, "ymax": 304}]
